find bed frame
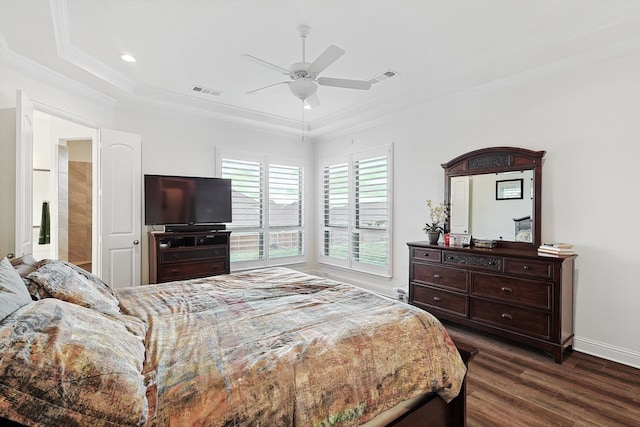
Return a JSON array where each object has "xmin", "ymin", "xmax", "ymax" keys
[{"xmin": 390, "ymin": 338, "xmax": 478, "ymax": 427}]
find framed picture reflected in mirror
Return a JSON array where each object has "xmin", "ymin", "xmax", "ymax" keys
[{"xmin": 496, "ymin": 179, "xmax": 523, "ymax": 200}]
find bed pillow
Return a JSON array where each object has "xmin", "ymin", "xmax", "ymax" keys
[
  {"xmin": 26, "ymin": 259, "xmax": 121, "ymax": 315},
  {"xmin": 9, "ymin": 253, "xmax": 39, "ymax": 277},
  {"xmin": 0, "ymin": 299, "xmax": 148, "ymax": 426},
  {"xmin": 0, "ymin": 257, "xmax": 33, "ymax": 321}
]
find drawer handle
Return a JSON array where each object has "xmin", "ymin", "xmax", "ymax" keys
[
  {"xmin": 433, "ymin": 296, "xmax": 442, "ymax": 301},
  {"xmin": 422, "ymin": 252, "xmax": 430, "ymax": 257},
  {"xmin": 433, "ymin": 274, "xmax": 442, "ymax": 279},
  {"xmin": 172, "ymin": 254, "xmax": 179, "ymax": 259},
  {"xmin": 171, "ymin": 269, "xmax": 179, "ymax": 273},
  {"xmin": 501, "ymin": 313, "xmax": 513, "ymax": 320},
  {"xmin": 500, "ymin": 287, "xmax": 513, "ymax": 293},
  {"xmin": 523, "ymin": 265, "xmax": 531, "ymax": 270},
  {"xmin": 447, "ymin": 256, "xmax": 454, "ymax": 261},
  {"xmin": 488, "ymin": 260, "xmax": 497, "ymax": 265}
]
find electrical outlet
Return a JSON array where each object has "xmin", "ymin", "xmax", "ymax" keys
[{"xmin": 393, "ymin": 287, "xmax": 407, "ymax": 302}]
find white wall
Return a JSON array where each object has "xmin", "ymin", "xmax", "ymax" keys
[{"xmin": 315, "ymin": 51, "xmax": 640, "ymax": 368}]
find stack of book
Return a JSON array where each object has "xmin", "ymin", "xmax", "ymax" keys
[{"xmin": 538, "ymin": 243, "xmax": 575, "ymax": 257}]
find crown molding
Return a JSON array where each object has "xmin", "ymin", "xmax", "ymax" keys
[
  {"xmin": 121, "ymin": 85, "xmax": 313, "ymax": 142},
  {"xmin": 50, "ymin": 0, "xmax": 136, "ymax": 94},
  {"xmin": 0, "ymin": 49, "xmax": 117, "ymax": 108}
]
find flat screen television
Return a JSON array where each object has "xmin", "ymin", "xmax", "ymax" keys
[{"xmin": 144, "ymin": 174, "xmax": 232, "ymax": 231}]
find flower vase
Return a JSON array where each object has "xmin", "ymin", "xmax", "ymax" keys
[{"xmin": 426, "ymin": 231, "xmax": 440, "ymax": 245}]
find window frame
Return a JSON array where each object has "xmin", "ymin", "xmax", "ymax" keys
[
  {"xmin": 219, "ymin": 150, "xmax": 307, "ymax": 270},
  {"xmin": 318, "ymin": 145, "xmax": 393, "ymax": 277}
]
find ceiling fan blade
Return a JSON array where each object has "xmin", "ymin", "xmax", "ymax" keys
[
  {"xmin": 241, "ymin": 54, "xmax": 292, "ymax": 76},
  {"xmin": 246, "ymin": 81, "xmax": 289, "ymax": 95},
  {"xmin": 306, "ymin": 45, "xmax": 345, "ymax": 76},
  {"xmin": 303, "ymin": 93, "xmax": 320, "ymax": 109},
  {"xmin": 317, "ymin": 77, "xmax": 372, "ymax": 90}
]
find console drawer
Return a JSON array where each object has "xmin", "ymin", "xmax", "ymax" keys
[
  {"xmin": 412, "ymin": 263, "xmax": 468, "ymax": 291},
  {"xmin": 158, "ymin": 259, "xmax": 227, "ymax": 282},
  {"xmin": 161, "ymin": 247, "xmax": 227, "ymax": 263},
  {"xmin": 504, "ymin": 257, "xmax": 553, "ymax": 279},
  {"xmin": 471, "ymin": 299, "xmax": 550, "ymax": 339},
  {"xmin": 411, "ymin": 284, "xmax": 467, "ymax": 317},
  {"xmin": 443, "ymin": 251, "xmax": 501, "ymax": 271},
  {"xmin": 411, "ymin": 247, "xmax": 442, "ymax": 263},
  {"xmin": 472, "ymin": 273, "xmax": 551, "ymax": 310}
]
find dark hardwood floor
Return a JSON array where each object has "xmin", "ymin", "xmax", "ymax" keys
[{"xmin": 444, "ymin": 323, "xmax": 640, "ymax": 427}]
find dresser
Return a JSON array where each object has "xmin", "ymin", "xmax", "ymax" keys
[
  {"xmin": 149, "ymin": 231, "xmax": 231, "ymax": 284},
  {"xmin": 408, "ymin": 242, "xmax": 575, "ymax": 363}
]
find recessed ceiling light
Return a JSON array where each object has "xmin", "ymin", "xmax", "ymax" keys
[{"xmin": 121, "ymin": 54, "xmax": 136, "ymax": 63}]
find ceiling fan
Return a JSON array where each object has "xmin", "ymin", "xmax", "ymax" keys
[{"xmin": 242, "ymin": 25, "xmax": 372, "ymax": 109}]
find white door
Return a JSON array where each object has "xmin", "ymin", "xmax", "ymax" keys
[
  {"xmin": 100, "ymin": 129, "xmax": 141, "ymax": 288},
  {"xmin": 450, "ymin": 176, "xmax": 470, "ymax": 234},
  {"xmin": 15, "ymin": 90, "xmax": 34, "ymax": 257}
]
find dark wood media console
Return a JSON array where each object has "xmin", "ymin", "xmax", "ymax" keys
[
  {"xmin": 149, "ymin": 230, "xmax": 231, "ymax": 284},
  {"xmin": 408, "ymin": 242, "xmax": 575, "ymax": 363}
]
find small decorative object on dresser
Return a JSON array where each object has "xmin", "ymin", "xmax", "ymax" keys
[{"xmin": 423, "ymin": 199, "xmax": 448, "ymax": 244}]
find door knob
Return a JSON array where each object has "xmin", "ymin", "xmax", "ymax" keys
[{"xmin": 133, "ymin": 240, "xmax": 140, "ymax": 245}]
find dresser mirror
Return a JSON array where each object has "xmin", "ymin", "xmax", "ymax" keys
[{"xmin": 442, "ymin": 147, "xmax": 545, "ymax": 249}]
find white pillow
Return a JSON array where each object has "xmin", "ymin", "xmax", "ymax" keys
[{"xmin": 0, "ymin": 257, "xmax": 32, "ymax": 321}]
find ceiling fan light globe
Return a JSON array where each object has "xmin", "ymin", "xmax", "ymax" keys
[{"xmin": 289, "ymin": 79, "xmax": 317, "ymax": 101}]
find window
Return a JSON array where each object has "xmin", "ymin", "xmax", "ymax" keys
[
  {"xmin": 320, "ymin": 145, "xmax": 392, "ymax": 276},
  {"xmin": 221, "ymin": 153, "xmax": 305, "ymax": 268}
]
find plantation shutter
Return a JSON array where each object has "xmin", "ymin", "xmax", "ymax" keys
[
  {"xmin": 221, "ymin": 152, "xmax": 306, "ymax": 268},
  {"xmin": 323, "ymin": 162, "xmax": 349, "ymax": 261},
  {"xmin": 268, "ymin": 164, "xmax": 304, "ymax": 259},
  {"xmin": 353, "ymin": 155, "xmax": 388, "ymax": 267},
  {"xmin": 319, "ymin": 145, "xmax": 392, "ymax": 276},
  {"xmin": 222, "ymin": 158, "xmax": 264, "ymax": 262}
]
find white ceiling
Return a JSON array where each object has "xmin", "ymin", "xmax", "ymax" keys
[{"xmin": 1, "ymin": 0, "xmax": 639, "ymax": 138}]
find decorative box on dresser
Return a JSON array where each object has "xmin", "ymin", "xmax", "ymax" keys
[
  {"xmin": 149, "ymin": 230, "xmax": 231, "ymax": 284},
  {"xmin": 408, "ymin": 242, "xmax": 575, "ymax": 363}
]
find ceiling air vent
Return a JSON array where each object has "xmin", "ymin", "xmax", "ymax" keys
[
  {"xmin": 191, "ymin": 85, "xmax": 223, "ymax": 96},
  {"xmin": 368, "ymin": 69, "xmax": 398, "ymax": 85}
]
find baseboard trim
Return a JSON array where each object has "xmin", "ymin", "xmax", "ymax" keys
[
  {"xmin": 307, "ymin": 268, "xmax": 394, "ymax": 297},
  {"xmin": 574, "ymin": 336, "xmax": 640, "ymax": 369}
]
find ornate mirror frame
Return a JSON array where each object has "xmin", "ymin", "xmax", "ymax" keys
[{"xmin": 442, "ymin": 147, "xmax": 545, "ymax": 249}]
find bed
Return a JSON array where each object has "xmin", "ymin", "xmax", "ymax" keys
[{"xmin": 1, "ymin": 256, "xmax": 475, "ymax": 426}]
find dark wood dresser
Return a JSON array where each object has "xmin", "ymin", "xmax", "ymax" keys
[
  {"xmin": 149, "ymin": 231, "xmax": 231, "ymax": 284},
  {"xmin": 408, "ymin": 241, "xmax": 575, "ymax": 363}
]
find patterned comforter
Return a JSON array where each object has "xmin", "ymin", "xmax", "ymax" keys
[
  {"xmin": 116, "ymin": 267, "xmax": 466, "ymax": 426},
  {"xmin": 0, "ymin": 261, "xmax": 465, "ymax": 426}
]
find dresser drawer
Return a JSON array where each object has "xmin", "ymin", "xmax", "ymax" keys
[
  {"xmin": 160, "ymin": 247, "xmax": 228, "ymax": 263},
  {"xmin": 411, "ymin": 247, "xmax": 442, "ymax": 263},
  {"xmin": 158, "ymin": 259, "xmax": 227, "ymax": 282},
  {"xmin": 443, "ymin": 251, "xmax": 501, "ymax": 271},
  {"xmin": 471, "ymin": 299, "xmax": 550, "ymax": 339},
  {"xmin": 411, "ymin": 285, "xmax": 467, "ymax": 317},
  {"xmin": 412, "ymin": 263, "xmax": 468, "ymax": 291},
  {"xmin": 504, "ymin": 257, "xmax": 553, "ymax": 279},
  {"xmin": 472, "ymin": 273, "xmax": 551, "ymax": 310}
]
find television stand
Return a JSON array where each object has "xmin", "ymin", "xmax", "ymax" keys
[{"xmin": 148, "ymin": 230, "xmax": 231, "ymax": 284}]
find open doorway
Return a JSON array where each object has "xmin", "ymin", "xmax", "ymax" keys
[{"xmin": 32, "ymin": 111, "xmax": 98, "ymax": 273}]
